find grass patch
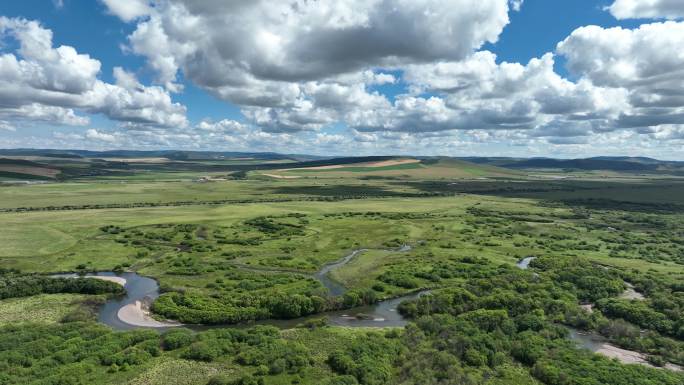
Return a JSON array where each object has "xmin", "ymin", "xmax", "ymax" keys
[{"xmin": 0, "ymin": 294, "xmax": 100, "ymax": 325}]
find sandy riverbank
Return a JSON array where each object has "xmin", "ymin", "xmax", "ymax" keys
[
  {"xmin": 596, "ymin": 343, "xmax": 682, "ymax": 371},
  {"xmin": 89, "ymin": 276, "xmax": 127, "ymax": 286},
  {"xmin": 261, "ymin": 173, "xmax": 302, "ymax": 179},
  {"xmin": 117, "ymin": 300, "xmax": 182, "ymax": 328},
  {"xmin": 597, "ymin": 344, "xmax": 650, "ymax": 365},
  {"xmin": 570, "ymin": 329, "xmax": 682, "ymax": 372},
  {"xmin": 54, "ymin": 274, "xmax": 127, "ymax": 287}
]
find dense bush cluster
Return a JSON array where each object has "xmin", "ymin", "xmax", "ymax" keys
[
  {"xmin": 356, "ymin": 259, "xmax": 684, "ymax": 385},
  {"xmin": 390, "ymin": 257, "xmax": 684, "ymax": 381},
  {"xmin": 245, "ymin": 216, "xmax": 306, "ymax": 237},
  {"xmin": 0, "ymin": 270, "xmax": 125, "ymax": 300},
  {"xmin": 597, "ymin": 299, "xmax": 679, "ymax": 336},
  {"xmin": 398, "ymin": 310, "xmax": 682, "ymax": 385},
  {"xmin": 328, "ymin": 332, "xmax": 400, "ymax": 385},
  {"xmin": 530, "ymin": 256, "xmax": 625, "ymax": 301},
  {"xmin": 183, "ymin": 326, "xmax": 311, "ymax": 371},
  {"xmin": 0, "ymin": 323, "xmax": 313, "ymax": 385},
  {"xmin": 152, "ymin": 287, "xmax": 379, "ymax": 325},
  {"xmin": 0, "ymin": 322, "xmax": 159, "ymax": 384},
  {"xmin": 326, "ymin": 297, "xmax": 683, "ymax": 385}
]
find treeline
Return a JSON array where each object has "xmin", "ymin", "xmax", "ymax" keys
[
  {"xmin": 466, "ymin": 206, "xmax": 582, "ymax": 222},
  {"xmin": 0, "ymin": 192, "xmax": 453, "ymax": 213},
  {"xmin": 0, "ymin": 270, "xmax": 124, "ymax": 300},
  {"xmin": 405, "ymin": 179, "xmax": 604, "ymax": 196},
  {"xmin": 561, "ymin": 198, "xmax": 684, "ymax": 214}
]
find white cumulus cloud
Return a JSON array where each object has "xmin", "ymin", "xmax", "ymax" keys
[
  {"xmin": 100, "ymin": 0, "xmax": 152, "ymax": 22},
  {"xmin": 608, "ymin": 0, "xmax": 684, "ymax": 20},
  {"xmin": 0, "ymin": 17, "xmax": 187, "ymax": 129},
  {"xmin": 558, "ymin": 21, "xmax": 684, "ymax": 130},
  {"xmin": 85, "ymin": 128, "xmax": 118, "ymax": 143},
  {"xmin": 109, "ymin": 0, "xmax": 516, "ymax": 130}
]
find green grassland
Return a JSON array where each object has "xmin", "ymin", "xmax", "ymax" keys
[
  {"xmin": 1, "ymin": 156, "xmax": 684, "ymax": 384},
  {"xmin": 2, "ymin": 192, "xmax": 682, "ymax": 277},
  {"xmin": 0, "ymin": 293, "xmax": 100, "ymax": 325},
  {"xmin": 0, "ymin": 177, "xmax": 434, "ymax": 210}
]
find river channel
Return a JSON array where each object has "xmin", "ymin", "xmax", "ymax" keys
[
  {"xmin": 515, "ymin": 256, "xmax": 681, "ymax": 371},
  {"xmin": 55, "ymin": 252, "xmax": 682, "ymax": 371},
  {"xmin": 57, "ymin": 245, "xmax": 424, "ymax": 330}
]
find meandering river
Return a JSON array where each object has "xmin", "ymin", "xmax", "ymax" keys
[
  {"xmin": 58, "ymin": 245, "xmax": 424, "ymax": 330},
  {"xmin": 54, "ymin": 251, "xmax": 682, "ymax": 371}
]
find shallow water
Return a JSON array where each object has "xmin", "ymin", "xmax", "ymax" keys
[
  {"xmin": 566, "ymin": 327, "xmax": 682, "ymax": 371},
  {"xmin": 314, "ymin": 245, "xmax": 412, "ymax": 299},
  {"xmin": 566, "ymin": 327, "xmax": 610, "ymax": 352},
  {"xmin": 314, "ymin": 249, "xmax": 367, "ymax": 296},
  {"xmin": 53, "ymin": 272, "xmax": 162, "ymax": 330},
  {"xmin": 516, "ymin": 256, "xmax": 536, "ymax": 269}
]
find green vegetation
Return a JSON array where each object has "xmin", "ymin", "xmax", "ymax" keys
[
  {"xmin": 2, "ymin": 153, "xmax": 684, "ymax": 384},
  {"xmin": 3, "ymin": 255, "xmax": 683, "ymax": 384},
  {"xmin": 0, "ymin": 294, "xmax": 102, "ymax": 325},
  {"xmin": 0, "ymin": 269, "xmax": 125, "ymax": 300}
]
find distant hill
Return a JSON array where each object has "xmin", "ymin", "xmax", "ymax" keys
[
  {"xmin": 505, "ymin": 158, "xmax": 658, "ymax": 171},
  {"xmin": 1, "ymin": 149, "xmax": 682, "ymax": 180},
  {"xmin": 587, "ymin": 156, "xmax": 663, "ymax": 164},
  {"xmin": 0, "ymin": 158, "xmax": 60, "ymax": 180},
  {"xmin": 0, "ymin": 151, "xmax": 403, "ymax": 180},
  {"xmin": 459, "ymin": 156, "xmax": 684, "ymax": 173},
  {"xmin": 0, "ymin": 149, "xmax": 323, "ymax": 162}
]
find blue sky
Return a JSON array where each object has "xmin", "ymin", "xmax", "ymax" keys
[
  {"xmin": 1, "ymin": 0, "xmax": 683, "ymax": 158},
  {"xmin": 490, "ymin": 1, "xmax": 646, "ymax": 78}
]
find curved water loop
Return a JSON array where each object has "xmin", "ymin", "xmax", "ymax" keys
[{"xmin": 55, "ymin": 244, "xmax": 426, "ymax": 330}]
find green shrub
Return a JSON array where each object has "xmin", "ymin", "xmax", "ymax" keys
[
  {"xmin": 162, "ymin": 328, "xmax": 195, "ymax": 350},
  {"xmin": 182, "ymin": 341, "xmax": 220, "ymax": 362}
]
